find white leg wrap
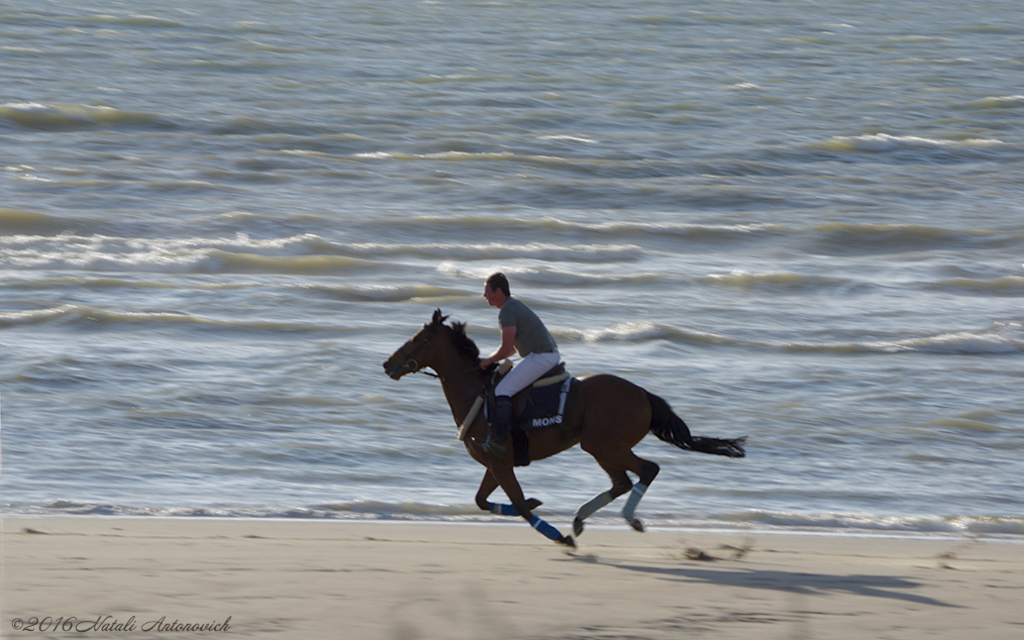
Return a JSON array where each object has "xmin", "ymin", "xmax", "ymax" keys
[
  {"xmin": 621, "ymin": 483, "xmax": 648, "ymax": 522},
  {"xmin": 575, "ymin": 491, "xmax": 613, "ymax": 522}
]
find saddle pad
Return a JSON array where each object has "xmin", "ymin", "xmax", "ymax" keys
[{"xmin": 514, "ymin": 376, "xmax": 574, "ymax": 431}]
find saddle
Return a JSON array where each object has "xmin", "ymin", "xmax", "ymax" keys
[{"xmin": 484, "ymin": 361, "xmax": 579, "ymax": 466}]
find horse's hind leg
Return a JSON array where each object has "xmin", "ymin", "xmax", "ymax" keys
[
  {"xmin": 621, "ymin": 458, "xmax": 660, "ymax": 532},
  {"xmin": 573, "ymin": 465, "xmax": 633, "ymax": 537},
  {"xmin": 583, "ymin": 447, "xmax": 660, "ymax": 533}
]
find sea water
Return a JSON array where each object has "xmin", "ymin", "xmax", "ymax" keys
[{"xmin": 2, "ymin": 0, "xmax": 1023, "ymax": 539}]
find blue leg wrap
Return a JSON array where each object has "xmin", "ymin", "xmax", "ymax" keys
[
  {"xmin": 529, "ymin": 515, "xmax": 563, "ymax": 542},
  {"xmin": 621, "ymin": 483, "xmax": 648, "ymax": 522},
  {"xmin": 490, "ymin": 503, "xmax": 519, "ymax": 516},
  {"xmin": 575, "ymin": 491, "xmax": 614, "ymax": 522}
]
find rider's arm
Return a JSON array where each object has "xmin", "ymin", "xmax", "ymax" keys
[{"xmin": 480, "ymin": 326, "xmax": 517, "ymax": 369}]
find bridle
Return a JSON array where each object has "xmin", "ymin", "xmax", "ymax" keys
[
  {"xmin": 393, "ymin": 321, "xmax": 483, "ymax": 381},
  {"xmin": 395, "ymin": 321, "xmax": 442, "ymax": 378}
]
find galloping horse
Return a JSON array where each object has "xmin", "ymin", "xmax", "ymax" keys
[{"xmin": 383, "ymin": 309, "xmax": 746, "ymax": 547}]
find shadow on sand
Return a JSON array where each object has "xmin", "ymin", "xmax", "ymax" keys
[{"xmin": 558, "ymin": 556, "xmax": 960, "ymax": 609}]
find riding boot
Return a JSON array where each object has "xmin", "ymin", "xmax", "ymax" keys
[{"xmin": 483, "ymin": 396, "xmax": 512, "ymax": 457}]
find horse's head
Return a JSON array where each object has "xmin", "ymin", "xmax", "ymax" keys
[{"xmin": 383, "ymin": 309, "xmax": 449, "ymax": 380}]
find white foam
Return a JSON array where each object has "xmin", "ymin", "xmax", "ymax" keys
[{"xmin": 828, "ymin": 133, "xmax": 1003, "ymax": 151}]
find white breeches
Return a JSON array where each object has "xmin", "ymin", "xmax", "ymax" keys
[{"xmin": 495, "ymin": 351, "xmax": 561, "ymax": 398}]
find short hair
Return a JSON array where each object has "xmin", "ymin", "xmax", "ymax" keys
[{"xmin": 486, "ymin": 272, "xmax": 510, "ymax": 297}]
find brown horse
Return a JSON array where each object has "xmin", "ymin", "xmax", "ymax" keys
[{"xmin": 383, "ymin": 309, "xmax": 746, "ymax": 547}]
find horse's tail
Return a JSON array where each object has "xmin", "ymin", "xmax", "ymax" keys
[{"xmin": 646, "ymin": 392, "xmax": 746, "ymax": 458}]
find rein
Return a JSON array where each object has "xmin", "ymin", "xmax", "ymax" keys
[{"xmin": 415, "ymin": 366, "xmax": 479, "ymax": 381}]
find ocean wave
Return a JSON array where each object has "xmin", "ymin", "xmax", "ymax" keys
[
  {"xmin": 348, "ymin": 148, "xmax": 689, "ymax": 180},
  {"xmin": 0, "ymin": 232, "xmax": 653, "ymax": 274},
  {"xmin": 0, "ymin": 304, "xmax": 327, "ymax": 334},
  {"xmin": 81, "ymin": 13, "xmax": 184, "ymax": 29},
  {"xmin": 537, "ymin": 134, "xmax": 599, "ymax": 144},
  {"xmin": 719, "ymin": 511, "xmax": 1024, "ymax": 538},
  {"xmin": 2, "ymin": 274, "xmax": 179, "ymax": 292},
  {"xmin": 353, "ymin": 150, "xmax": 573, "ymax": 168},
  {"xmin": 1, "ymin": 45, "xmax": 45, "ymax": 57},
  {"xmin": 813, "ymin": 133, "xmax": 1005, "ymax": 153},
  {"xmin": 437, "ymin": 262, "xmax": 666, "ymax": 288},
  {"xmin": 0, "ymin": 207, "xmax": 79, "ymax": 234},
  {"xmin": 0, "ymin": 277, "xmax": 468, "ymax": 305},
  {"xmin": 540, "ymin": 218, "xmax": 789, "ymax": 239},
  {"xmin": 0, "ymin": 304, "xmax": 200, "ymax": 329},
  {"xmin": 208, "ymin": 116, "xmax": 337, "ymax": 137},
  {"xmin": 702, "ymin": 270, "xmax": 853, "ymax": 292},
  {"xmin": 928, "ymin": 276, "xmax": 1024, "ymax": 296},
  {"xmin": 301, "ymin": 283, "xmax": 467, "ymax": 303},
  {"xmin": 7, "ymin": 501, "xmax": 1023, "ymax": 538},
  {"xmin": 559, "ymin": 322, "xmax": 736, "ymax": 347},
  {"xmin": 923, "ymin": 418, "xmax": 1004, "ymax": 434},
  {"xmin": 0, "ymin": 233, "xmax": 374, "ymax": 274},
  {"xmin": 788, "ymin": 326, "xmax": 1024, "ymax": 356},
  {"xmin": 0, "ymin": 102, "xmax": 175, "ymax": 131},
  {"xmin": 4, "ymin": 500, "xmax": 483, "ymax": 521},
  {"xmin": 968, "ymin": 94, "xmax": 1024, "ymax": 109},
  {"xmin": 806, "ymin": 222, "xmax": 1015, "ymax": 255},
  {"xmin": 397, "ymin": 215, "xmax": 787, "ymax": 244},
  {"xmin": 558, "ymin": 320, "xmax": 1024, "ymax": 355},
  {"xmin": 347, "ymin": 241, "xmax": 646, "ymax": 263},
  {"xmin": 383, "ymin": 216, "xmax": 1024, "ymax": 267},
  {"xmin": 207, "ymin": 250, "xmax": 368, "ymax": 274},
  {"xmin": 387, "ymin": 216, "xmax": 1020, "ymax": 258}
]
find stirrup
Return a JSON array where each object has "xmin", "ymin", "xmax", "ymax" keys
[{"xmin": 481, "ymin": 433, "xmax": 507, "ymax": 457}]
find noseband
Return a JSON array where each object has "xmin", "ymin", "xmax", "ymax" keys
[{"xmin": 396, "ymin": 321, "xmax": 442, "ymax": 377}]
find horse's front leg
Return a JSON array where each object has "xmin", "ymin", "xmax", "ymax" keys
[
  {"xmin": 475, "ymin": 469, "xmax": 543, "ymax": 516},
  {"xmin": 488, "ymin": 464, "xmax": 574, "ymax": 548}
]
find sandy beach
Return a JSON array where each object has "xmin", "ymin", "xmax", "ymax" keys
[{"xmin": 2, "ymin": 517, "xmax": 1022, "ymax": 639}]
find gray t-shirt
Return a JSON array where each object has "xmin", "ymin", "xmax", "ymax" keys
[{"xmin": 498, "ymin": 297, "xmax": 558, "ymax": 356}]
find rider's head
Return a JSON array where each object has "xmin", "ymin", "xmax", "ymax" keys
[
  {"xmin": 485, "ymin": 272, "xmax": 510, "ymax": 297},
  {"xmin": 484, "ymin": 272, "xmax": 510, "ymax": 307}
]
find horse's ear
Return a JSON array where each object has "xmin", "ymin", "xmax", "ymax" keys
[{"xmin": 431, "ymin": 308, "xmax": 448, "ymax": 326}]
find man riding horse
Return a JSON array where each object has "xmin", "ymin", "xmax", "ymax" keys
[
  {"xmin": 383, "ymin": 295, "xmax": 745, "ymax": 546},
  {"xmin": 478, "ymin": 272, "xmax": 561, "ymax": 457}
]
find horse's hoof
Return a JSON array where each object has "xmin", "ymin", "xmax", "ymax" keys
[
  {"xmin": 525, "ymin": 498, "xmax": 543, "ymax": 511},
  {"xmin": 628, "ymin": 518, "xmax": 645, "ymax": 533},
  {"xmin": 559, "ymin": 534, "xmax": 576, "ymax": 548},
  {"xmin": 573, "ymin": 517, "xmax": 585, "ymax": 537}
]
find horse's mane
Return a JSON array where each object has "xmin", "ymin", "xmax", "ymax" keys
[{"xmin": 448, "ymin": 321, "xmax": 480, "ymax": 362}]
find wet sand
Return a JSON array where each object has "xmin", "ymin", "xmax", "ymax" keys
[{"xmin": 4, "ymin": 517, "xmax": 1022, "ymax": 639}]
